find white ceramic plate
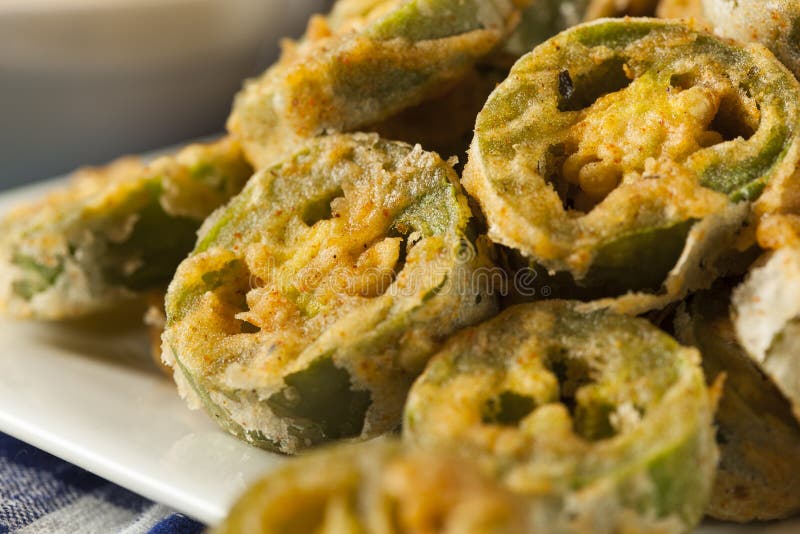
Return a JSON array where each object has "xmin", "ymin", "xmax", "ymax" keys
[{"xmin": 0, "ymin": 174, "xmax": 798, "ymax": 531}]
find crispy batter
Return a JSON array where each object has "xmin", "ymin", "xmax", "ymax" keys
[
  {"xmin": 656, "ymin": 0, "xmax": 708, "ymax": 25},
  {"xmin": 585, "ymin": 0, "xmax": 659, "ymax": 18}
]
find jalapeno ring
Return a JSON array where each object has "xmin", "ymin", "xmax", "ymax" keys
[
  {"xmin": 404, "ymin": 301, "xmax": 717, "ymax": 533},
  {"xmin": 214, "ymin": 439, "xmax": 531, "ymax": 534},
  {"xmin": 228, "ymin": 0, "xmax": 526, "ymax": 168},
  {"xmin": 0, "ymin": 138, "xmax": 252, "ymax": 320},
  {"xmin": 163, "ymin": 133, "xmax": 497, "ymax": 454},
  {"xmin": 464, "ymin": 18, "xmax": 800, "ymax": 313}
]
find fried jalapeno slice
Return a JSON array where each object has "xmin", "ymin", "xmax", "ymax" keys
[
  {"xmin": 163, "ymin": 133, "xmax": 496, "ymax": 454},
  {"xmin": 214, "ymin": 440, "xmax": 531, "ymax": 534},
  {"xmin": 404, "ymin": 301, "xmax": 717, "ymax": 533},
  {"xmin": 731, "ymin": 214, "xmax": 800, "ymax": 420},
  {"xmin": 464, "ymin": 19, "xmax": 800, "ymax": 314},
  {"xmin": 677, "ymin": 286, "xmax": 800, "ymax": 522},
  {"xmin": 228, "ymin": 0, "xmax": 526, "ymax": 168},
  {"xmin": 703, "ymin": 0, "xmax": 800, "ymax": 79},
  {"xmin": 0, "ymin": 138, "xmax": 252, "ymax": 320}
]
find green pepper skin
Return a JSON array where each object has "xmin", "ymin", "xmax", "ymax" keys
[
  {"xmin": 214, "ymin": 439, "xmax": 532, "ymax": 534},
  {"xmin": 464, "ymin": 18, "xmax": 800, "ymax": 313},
  {"xmin": 0, "ymin": 138, "xmax": 252, "ymax": 320},
  {"xmin": 163, "ymin": 133, "xmax": 497, "ymax": 454},
  {"xmin": 404, "ymin": 301, "xmax": 717, "ymax": 533},
  {"xmin": 227, "ymin": 0, "xmax": 527, "ymax": 169},
  {"xmin": 676, "ymin": 287, "xmax": 800, "ymax": 522}
]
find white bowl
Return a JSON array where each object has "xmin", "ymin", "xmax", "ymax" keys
[{"xmin": 0, "ymin": 0, "xmax": 328, "ymax": 188}]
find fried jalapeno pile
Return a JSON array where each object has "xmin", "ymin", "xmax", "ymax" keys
[
  {"xmin": 214, "ymin": 439, "xmax": 532, "ymax": 534},
  {"xmin": 0, "ymin": 138, "xmax": 251, "ymax": 319},
  {"xmin": 6, "ymin": 0, "xmax": 800, "ymax": 528},
  {"xmin": 162, "ymin": 133, "xmax": 496, "ymax": 454},
  {"xmin": 228, "ymin": 0, "xmax": 528, "ymax": 168},
  {"xmin": 464, "ymin": 19, "xmax": 800, "ymax": 313},
  {"xmin": 404, "ymin": 302, "xmax": 717, "ymax": 533}
]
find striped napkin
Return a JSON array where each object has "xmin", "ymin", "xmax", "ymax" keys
[{"xmin": 0, "ymin": 433, "xmax": 203, "ymax": 534}]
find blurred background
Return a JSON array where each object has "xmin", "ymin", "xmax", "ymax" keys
[{"xmin": 0, "ymin": 0, "xmax": 329, "ymax": 190}]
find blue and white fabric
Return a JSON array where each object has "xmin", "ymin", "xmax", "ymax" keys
[{"xmin": 0, "ymin": 433, "xmax": 203, "ymax": 534}]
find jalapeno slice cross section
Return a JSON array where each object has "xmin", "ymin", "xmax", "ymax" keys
[
  {"xmin": 0, "ymin": 138, "xmax": 252, "ymax": 320},
  {"xmin": 163, "ymin": 133, "xmax": 497, "ymax": 454},
  {"xmin": 214, "ymin": 439, "xmax": 531, "ymax": 534},
  {"xmin": 703, "ymin": 0, "xmax": 800, "ymax": 79},
  {"xmin": 404, "ymin": 301, "xmax": 717, "ymax": 533},
  {"xmin": 676, "ymin": 286, "xmax": 800, "ymax": 522},
  {"xmin": 464, "ymin": 18, "xmax": 800, "ymax": 314},
  {"xmin": 731, "ymin": 214, "xmax": 800, "ymax": 421},
  {"xmin": 227, "ymin": 0, "xmax": 526, "ymax": 168}
]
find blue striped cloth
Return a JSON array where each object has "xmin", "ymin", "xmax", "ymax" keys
[{"xmin": 0, "ymin": 433, "xmax": 204, "ymax": 534}]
